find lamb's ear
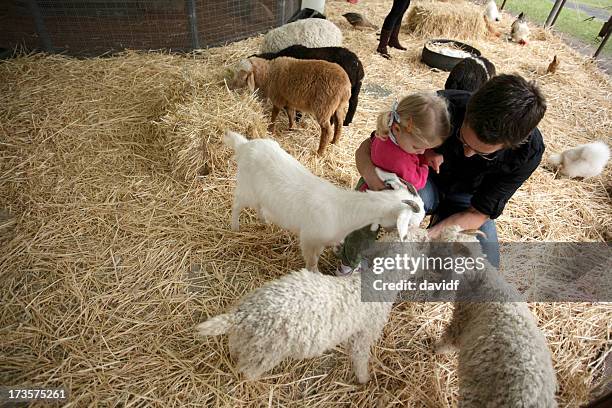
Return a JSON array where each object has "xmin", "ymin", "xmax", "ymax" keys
[
  {"xmin": 402, "ymin": 199, "xmax": 421, "ymax": 214},
  {"xmin": 247, "ymin": 72, "xmax": 255, "ymax": 92},
  {"xmin": 396, "ymin": 209, "xmax": 412, "ymax": 242},
  {"xmin": 461, "ymin": 229, "xmax": 488, "ymax": 239}
]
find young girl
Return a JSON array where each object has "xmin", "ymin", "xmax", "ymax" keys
[
  {"xmin": 358, "ymin": 92, "xmax": 451, "ymax": 192},
  {"xmin": 337, "ymin": 92, "xmax": 451, "ymax": 275}
]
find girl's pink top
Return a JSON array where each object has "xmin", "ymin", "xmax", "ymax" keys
[{"xmin": 360, "ymin": 135, "xmax": 429, "ymax": 191}]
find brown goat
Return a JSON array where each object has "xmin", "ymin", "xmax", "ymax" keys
[{"xmin": 227, "ymin": 57, "xmax": 351, "ymax": 155}]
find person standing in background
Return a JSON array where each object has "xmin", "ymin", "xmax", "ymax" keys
[{"xmin": 377, "ymin": 0, "xmax": 411, "ymax": 59}]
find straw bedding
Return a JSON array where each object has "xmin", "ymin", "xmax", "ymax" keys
[{"xmin": 1, "ymin": 0, "xmax": 610, "ymax": 406}]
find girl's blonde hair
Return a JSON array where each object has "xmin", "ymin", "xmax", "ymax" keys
[{"xmin": 376, "ymin": 92, "xmax": 451, "ymax": 148}]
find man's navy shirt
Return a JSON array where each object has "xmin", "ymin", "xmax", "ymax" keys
[{"xmin": 433, "ymin": 89, "xmax": 545, "ymax": 219}]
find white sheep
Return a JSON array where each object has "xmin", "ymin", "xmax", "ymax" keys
[
  {"xmin": 224, "ymin": 130, "xmax": 425, "ymax": 272},
  {"xmin": 197, "ymin": 229, "xmax": 430, "ymax": 383},
  {"xmin": 548, "ymin": 141, "xmax": 610, "ymax": 179},
  {"xmin": 433, "ymin": 226, "xmax": 558, "ymax": 407},
  {"xmin": 484, "ymin": 0, "xmax": 500, "ymax": 22},
  {"xmin": 261, "ymin": 18, "xmax": 342, "ymax": 54}
]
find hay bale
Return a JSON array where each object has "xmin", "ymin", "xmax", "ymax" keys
[{"xmin": 404, "ymin": 0, "xmax": 487, "ymax": 40}]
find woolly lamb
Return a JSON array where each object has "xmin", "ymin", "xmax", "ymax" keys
[
  {"xmin": 255, "ymin": 45, "xmax": 364, "ymax": 126},
  {"xmin": 433, "ymin": 226, "xmax": 558, "ymax": 407},
  {"xmin": 261, "ymin": 18, "xmax": 342, "ymax": 54},
  {"xmin": 197, "ymin": 229, "xmax": 430, "ymax": 383},
  {"xmin": 548, "ymin": 141, "xmax": 610, "ymax": 178},
  {"xmin": 227, "ymin": 57, "xmax": 351, "ymax": 155},
  {"xmin": 445, "ymin": 56, "xmax": 496, "ymax": 92},
  {"xmin": 224, "ymin": 130, "xmax": 425, "ymax": 272}
]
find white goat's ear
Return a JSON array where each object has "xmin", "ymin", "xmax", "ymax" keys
[
  {"xmin": 396, "ymin": 209, "xmax": 412, "ymax": 242},
  {"xmin": 247, "ymin": 72, "xmax": 255, "ymax": 92},
  {"xmin": 375, "ymin": 167, "xmax": 403, "ymax": 191},
  {"xmin": 402, "ymin": 199, "xmax": 421, "ymax": 214}
]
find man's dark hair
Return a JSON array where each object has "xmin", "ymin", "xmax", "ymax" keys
[{"xmin": 465, "ymin": 74, "xmax": 546, "ymax": 148}]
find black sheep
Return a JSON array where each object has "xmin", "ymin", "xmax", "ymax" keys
[
  {"xmin": 444, "ymin": 56, "xmax": 497, "ymax": 93},
  {"xmin": 254, "ymin": 45, "xmax": 364, "ymax": 126}
]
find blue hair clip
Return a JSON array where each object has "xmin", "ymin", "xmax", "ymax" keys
[{"xmin": 387, "ymin": 100, "xmax": 400, "ymax": 146}]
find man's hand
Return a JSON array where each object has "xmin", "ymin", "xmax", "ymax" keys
[
  {"xmin": 423, "ymin": 149, "xmax": 444, "ymax": 173},
  {"xmin": 427, "ymin": 207, "xmax": 489, "ymax": 238}
]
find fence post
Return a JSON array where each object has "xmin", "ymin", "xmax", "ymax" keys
[
  {"xmin": 551, "ymin": 0, "xmax": 568, "ymax": 27},
  {"xmin": 594, "ymin": 18, "xmax": 611, "ymax": 59},
  {"xmin": 186, "ymin": 0, "xmax": 200, "ymax": 50},
  {"xmin": 26, "ymin": 0, "xmax": 53, "ymax": 52},
  {"xmin": 545, "ymin": 0, "xmax": 563, "ymax": 28}
]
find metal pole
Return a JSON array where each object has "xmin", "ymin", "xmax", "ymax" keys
[
  {"xmin": 594, "ymin": 24, "xmax": 610, "ymax": 59},
  {"xmin": 186, "ymin": 0, "xmax": 200, "ymax": 50},
  {"xmin": 545, "ymin": 0, "xmax": 563, "ymax": 28},
  {"xmin": 500, "ymin": 0, "xmax": 508, "ymax": 11},
  {"xmin": 551, "ymin": 0, "xmax": 568, "ymax": 27},
  {"xmin": 26, "ymin": 0, "xmax": 53, "ymax": 52}
]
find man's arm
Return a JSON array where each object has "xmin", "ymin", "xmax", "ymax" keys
[
  {"xmin": 355, "ymin": 137, "xmax": 386, "ymax": 191},
  {"xmin": 428, "ymin": 207, "xmax": 490, "ymax": 238}
]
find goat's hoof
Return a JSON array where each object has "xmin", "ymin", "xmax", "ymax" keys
[{"xmin": 356, "ymin": 373, "xmax": 370, "ymax": 384}]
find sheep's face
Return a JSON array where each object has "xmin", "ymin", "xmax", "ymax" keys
[{"xmin": 226, "ymin": 60, "xmax": 255, "ymax": 92}]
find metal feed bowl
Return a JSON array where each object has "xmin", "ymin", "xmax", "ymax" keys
[{"xmin": 421, "ymin": 39, "xmax": 482, "ymax": 71}]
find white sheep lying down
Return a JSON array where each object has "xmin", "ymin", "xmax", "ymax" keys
[
  {"xmin": 261, "ymin": 18, "xmax": 343, "ymax": 54},
  {"xmin": 433, "ymin": 227, "xmax": 558, "ymax": 407},
  {"xmin": 197, "ymin": 229, "xmax": 431, "ymax": 384},
  {"xmin": 224, "ymin": 130, "xmax": 425, "ymax": 272}
]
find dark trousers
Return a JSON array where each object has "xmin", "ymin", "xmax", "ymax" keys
[{"xmin": 382, "ymin": 0, "xmax": 411, "ymax": 31}]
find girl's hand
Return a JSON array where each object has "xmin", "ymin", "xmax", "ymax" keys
[{"xmin": 423, "ymin": 149, "xmax": 444, "ymax": 173}]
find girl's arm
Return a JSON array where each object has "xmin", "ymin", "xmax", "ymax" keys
[{"xmin": 355, "ymin": 138, "xmax": 386, "ymax": 191}]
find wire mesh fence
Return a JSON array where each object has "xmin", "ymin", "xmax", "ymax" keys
[{"xmin": 0, "ymin": 0, "xmax": 300, "ymax": 56}]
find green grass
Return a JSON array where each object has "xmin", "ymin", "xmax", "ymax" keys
[{"xmin": 499, "ymin": 0, "xmax": 611, "ymax": 57}]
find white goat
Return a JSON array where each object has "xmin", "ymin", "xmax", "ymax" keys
[
  {"xmin": 197, "ymin": 229, "xmax": 430, "ymax": 383},
  {"xmin": 433, "ymin": 226, "xmax": 558, "ymax": 407},
  {"xmin": 224, "ymin": 130, "xmax": 425, "ymax": 272},
  {"xmin": 261, "ymin": 18, "xmax": 343, "ymax": 54},
  {"xmin": 548, "ymin": 141, "xmax": 610, "ymax": 179}
]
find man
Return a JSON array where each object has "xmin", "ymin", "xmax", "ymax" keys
[{"xmin": 340, "ymin": 74, "xmax": 546, "ymax": 272}]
